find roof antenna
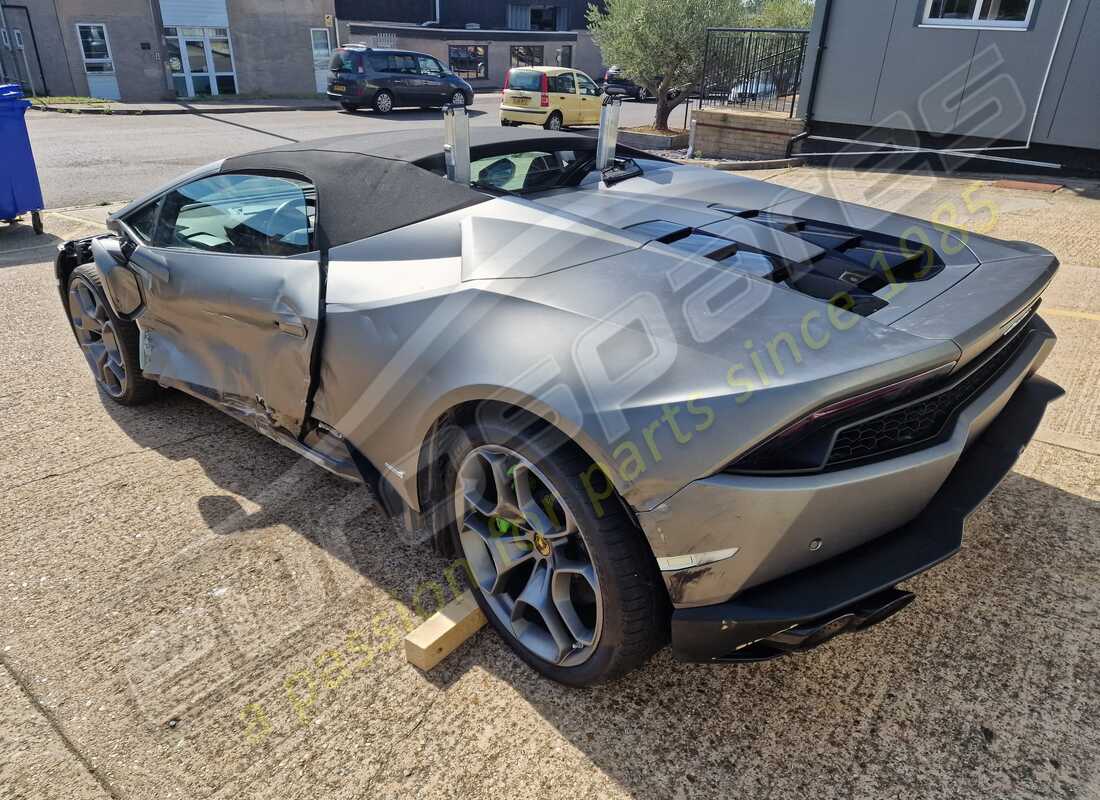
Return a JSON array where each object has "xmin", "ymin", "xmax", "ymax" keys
[
  {"xmin": 442, "ymin": 98, "xmax": 471, "ymax": 185},
  {"xmin": 595, "ymin": 88, "xmax": 625, "ymax": 172}
]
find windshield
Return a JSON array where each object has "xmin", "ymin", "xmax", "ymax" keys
[
  {"xmin": 470, "ymin": 150, "xmax": 587, "ymax": 194},
  {"xmin": 508, "ymin": 69, "xmax": 543, "ymax": 91}
]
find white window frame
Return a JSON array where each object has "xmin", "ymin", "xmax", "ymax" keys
[
  {"xmin": 12, "ymin": 29, "xmax": 24, "ymax": 50},
  {"xmin": 310, "ymin": 27, "xmax": 332, "ymax": 70},
  {"xmin": 76, "ymin": 23, "xmax": 115, "ymax": 74},
  {"xmin": 921, "ymin": 0, "xmax": 1037, "ymax": 29}
]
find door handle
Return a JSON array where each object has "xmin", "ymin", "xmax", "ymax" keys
[{"xmin": 276, "ymin": 314, "xmax": 307, "ymax": 338}]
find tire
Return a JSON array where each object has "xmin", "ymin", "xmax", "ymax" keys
[
  {"xmin": 65, "ymin": 264, "xmax": 157, "ymax": 406},
  {"xmin": 339, "ymin": 101, "xmax": 360, "ymax": 112},
  {"xmin": 450, "ymin": 90, "xmax": 466, "ymax": 107},
  {"xmin": 543, "ymin": 111, "xmax": 563, "ymax": 131},
  {"xmin": 373, "ymin": 90, "xmax": 394, "ymax": 114},
  {"xmin": 444, "ymin": 410, "xmax": 668, "ymax": 686},
  {"xmin": 637, "ymin": 87, "xmax": 650, "ymax": 102}
]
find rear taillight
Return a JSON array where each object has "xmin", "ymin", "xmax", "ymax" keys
[
  {"xmin": 540, "ymin": 73, "xmax": 549, "ymax": 106},
  {"xmin": 503, "ymin": 70, "xmax": 510, "ymax": 89},
  {"xmin": 726, "ymin": 362, "xmax": 957, "ymax": 473}
]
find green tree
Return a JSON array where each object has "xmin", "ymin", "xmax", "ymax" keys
[
  {"xmin": 747, "ymin": 0, "xmax": 815, "ymax": 29},
  {"xmin": 587, "ymin": 0, "xmax": 748, "ymax": 131}
]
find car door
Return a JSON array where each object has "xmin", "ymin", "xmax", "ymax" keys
[
  {"xmin": 123, "ymin": 171, "xmax": 321, "ymax": 435},
  {"xmin": 550, "ymin": 71, "xmax": 580, "ymax": 124},
  {"xmin": 416, "ymin": 55, "xmax": 450, "ymax": 104},
  {"xmin": 576, "ymin": 71, "xmax": 602, "ymax": 124},
  {"xmin": 389, "ymin": 53, "xmax": 422, "ymax": 105}
]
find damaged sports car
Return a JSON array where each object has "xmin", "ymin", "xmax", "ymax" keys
[{"xmin": 57, "ymin": 101, "xmax": 1059, "ymax": 685}]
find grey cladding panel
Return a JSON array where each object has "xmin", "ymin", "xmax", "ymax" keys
[
  {"xmin": 1046, "ymin": 0, "xmax": 1100, "ymax": 148},
  {"xmin": 871, "ymin": 19, "xmax": 979, "ymax": 134},
  {"xmin": 809, "ymin": 0, "xmax": 899, "ymax": 124}
]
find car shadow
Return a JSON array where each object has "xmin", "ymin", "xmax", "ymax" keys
[
  {"xmin": 341, "ymin": 107, "xmax": 487, "ymax": 120},
  {"xmin": 96, "ymin": 381, "xmax": 1099, "ymax": 797}
]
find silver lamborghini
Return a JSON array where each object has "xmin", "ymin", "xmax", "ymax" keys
[{"xmin": 56, "ymin": 103, "xmax": 1059, "ymax": 685}]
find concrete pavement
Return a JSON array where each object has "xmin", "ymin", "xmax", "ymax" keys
[{"xmin": 0, "ymin": 169, "xmax": 1098, "ymax": 800}]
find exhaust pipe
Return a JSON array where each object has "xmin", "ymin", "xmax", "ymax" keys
[
  {"xmin": 595, "ymin": 88, "xmax": 624, "ymax": 171},
  {"xmin": 442, "ymin": 98, "xmax": 470, "ymax": 185}
]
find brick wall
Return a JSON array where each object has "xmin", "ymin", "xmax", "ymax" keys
[{"xmin": 691, "ymin": 108, "xmax": 804, "ymax": 161}]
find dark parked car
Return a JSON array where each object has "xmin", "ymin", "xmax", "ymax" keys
[
  {"xmin": 602, "ymin": 65, "xmax": 684, "ymax": 103},
  {"xmin": 328, "ymin": 45, "xmax": 474, "ymax": 113},
  {"xmin": 601, "ymin": 65, "xmax": 652, "ymax": 100}
]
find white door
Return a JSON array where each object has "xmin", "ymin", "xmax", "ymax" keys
[
  {"xmin": 311, "ymin": 28, "xmax": 331, "ymax": 93},
  {"xmin": 76, "ymin": 23, "xmax": 121, "ymax": 100}
]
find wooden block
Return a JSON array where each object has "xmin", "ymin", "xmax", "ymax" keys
[
  {"xmin": 991, "ymin": 179, "xmax": 1062, "ymax": 193},
  {"xmin": 403, "ymin": 590, "xmax": 487, "ymax": 671}
]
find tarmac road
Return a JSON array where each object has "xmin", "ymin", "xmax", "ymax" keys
[{"xmin": 0, "ymin": 162, "xmax": 1098, "ymax": 799}]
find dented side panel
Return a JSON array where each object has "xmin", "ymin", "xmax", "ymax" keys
[{"xmin": 131, "ymin": 245, "xmax": 321, "ymax": 434}]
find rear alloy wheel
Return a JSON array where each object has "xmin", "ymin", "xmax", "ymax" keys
[
  {"xmin": 373, "ymin": 90, "xmax": 394, "ymax": 114},
  {"xmin": 447, "ymin": 416, "xmax": 667, "ymax": 685},
  {"xmin": 543, "ymin": 111, "xmax": 563, "ymax": 131},
  {"xmin": 637, "ymin": 87, "xmax": 650, "ymax": 101},
  {"xmin": 66, "ymin": 264, "xmax": 156, "ymax": 406}
]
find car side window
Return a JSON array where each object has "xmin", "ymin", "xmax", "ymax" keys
[
  {"xmin": 150, "ymin": 173, "xmax": 316, "ymax": 257},
  {"xmin": 418, "ymin": 56, "xmax": 443, "ymax": 77},
  {"xmin": 391, "ymin": 54, "xmax": 418, "ymax": 74},
  {"xmin": 123, "ymin": 200, "xmax": 161, "ymax": 242},
  {"xmin": 552, "ymin": 73, "xmax": 575, "ymax": 94},
  {"xmin": 576, "ymin": 73, "xmax": 599, "ymax": 96}
]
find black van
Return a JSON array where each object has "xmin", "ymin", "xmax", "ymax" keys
[{"xmin": 327, "ymin": 45, "xmax": 475, "ymax": 113}]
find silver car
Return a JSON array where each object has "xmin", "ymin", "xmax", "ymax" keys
[{"xmin": 56, "ymin": 126, "xmax": 1059, "ymax": 685}]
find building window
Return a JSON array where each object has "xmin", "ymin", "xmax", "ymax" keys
[
  {"xmin": 922, "ymin": 0, "xmax": 1036, "ymax": 29},
  {"xmin": 506, "ymin": 4, "xmax": 569, "ymax": 31},
  {"xmin": 77, "ymin": 24, "xmax": 114, "ymax": 73},
  {"xmin": 449, "ymin": 45, "xmax": 487, "ymax": 80},
  {"xmin": 510, "ymin": 46, "xmax": 544, "ymax": 69}
]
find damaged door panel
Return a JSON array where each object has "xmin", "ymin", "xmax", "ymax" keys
[{"xmin": 131, "ymin": 172, "xmax": 322, "ymax": 436}]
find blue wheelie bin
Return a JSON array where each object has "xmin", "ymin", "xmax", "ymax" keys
[{"xmin": 0, "ymin": 83, "xmax": 45, "ymax": 234}]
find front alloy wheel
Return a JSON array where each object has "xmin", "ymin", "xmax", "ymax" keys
[
  {"xmin": 457, "ymin": 445, "xmax": 602, "ymax": 666},
  {"xmin": 451, "ymin": 90, "xmax": 466, "ymax": 106},
  {"xmin": 69, "ymin": 276, "xmax": 128, "ymax": 398},
  {"xmin": 65, "ymin": 264, "xmax": 156, "ymax": 406}
]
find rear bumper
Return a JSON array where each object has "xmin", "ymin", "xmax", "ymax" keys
[
  {"xmin": 500, "ymin": 107, "xmax": 550, "ymax": 124},
  {"xmin": 640, "ymin": 317, "xmax": 1057, "ymax": 610},
  {"xmin": 669, "ymin": 369, "xmax": 1062, "ymax": 662},
  {"xmin": 327, "ymin": 86, "xmax": 372, "ymax": 104}
]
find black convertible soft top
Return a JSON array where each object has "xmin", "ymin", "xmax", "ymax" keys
[{"xmin": 219, "ymin": 128, "xmax": 602, "ymax": 249}]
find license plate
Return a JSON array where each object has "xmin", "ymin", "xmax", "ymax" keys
[
  {"xmin": 513, "ymin": 96, "xmax": 528, "ymax": 105},
  {"xmin": 331, "ymin": 84, "xmax": 345, "ymax": 93}
]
